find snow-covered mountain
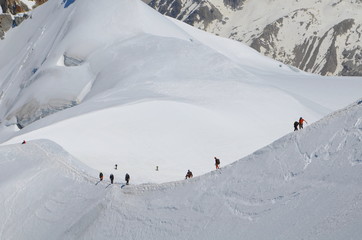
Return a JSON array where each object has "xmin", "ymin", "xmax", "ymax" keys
[
  {"xmin": 1, "ymin": 98, "xmax": 361, "ymax": 239},
  {"xmin": 1, "ymin": 0, "xmax": 362, "ymax": 238},
  {"xmin": 148, "ymin": 0, "xmax": 362, "ymax": 76},
  {"xmin": 0, "ymin": 0, "xmax": 361, "ymax": 184}
]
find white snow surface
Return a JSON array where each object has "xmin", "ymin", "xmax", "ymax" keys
[
  {"xmin": 1, "ymin": 99, "xmax": 362, "ymax": 239},
  {"xmin": 0, "ymin": 0, "xmax": 362, "ymax": 238},
  {"xmin": 0, "ymin": 0, "xmax": 361, "ymax": 184}
]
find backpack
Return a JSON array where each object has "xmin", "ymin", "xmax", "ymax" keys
[{"xmin": 215, "ymin": 158, "xmax": 220, "ymax": 164}]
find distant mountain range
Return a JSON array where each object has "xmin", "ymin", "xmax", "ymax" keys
[{"xmin": 147, "ymin": 0, "xmax": 362, "ymax": 76}]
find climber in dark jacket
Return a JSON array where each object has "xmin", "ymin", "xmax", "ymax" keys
[
  {"xmin": 294, "ymin": 121, "xmax": 299, "ymax": 131},
  {"xmin": 110, "ymin": 174, "xmax": 114, "ymax": 184},
  {"xmin": 125, "ymin": 173, "xmax": 130, "ymax": 185}
]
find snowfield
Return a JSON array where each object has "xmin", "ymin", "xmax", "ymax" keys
[
  {"xmin": 0, "ymin": 0, "xmax": 362, "ymax": 238},
  {"xmin": 0, "ymin": 0, "xmax": 361, "ymax": 184},
  {"xmin": 1, "ymin": 99, "xmax": 362, "ymax": 239}
]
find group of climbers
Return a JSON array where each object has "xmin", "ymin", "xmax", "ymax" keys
[
  {"xmin": 187, "ymin": 117, "xmax": 309, "ymax": 181},
  {"xmin": 98, "ymin": 169, "xmax": 130, "ymax": 185},
  {"xmin": 23, "ymin": 116, "xmax": 309, "ymax": 187},
  {"xmin": 294, "ymin": 117, "xmax": 308, "ymax": 131},
  {"xmin": 98, "ymin": 156, "xmax": 222, "ymax": 183},
  {"xmin": 185, "ymin": 156, "xmax": 221, "ymax": 180}
]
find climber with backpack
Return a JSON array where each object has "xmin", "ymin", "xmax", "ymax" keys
[
  {"xmin": 110, "ymin": 174, "xmax": 114, "ymax": 184},
  {"xmin": 185, "ymin": 170, "xmax": 193, "ymax": 179},
  {"xmin": 125, "ymin": 173, "xmax": 130, "ymax": 185},
  {"xmin": 299, "ymin": 117, "xmax": 308, "ymax": 129},
  {"xmin": 294, "ymin": 121, "xmax": 299, "ymax": 131},
  {"xmin": 214, "ymin": 157, "xmax": 220, "ymax": 169}
]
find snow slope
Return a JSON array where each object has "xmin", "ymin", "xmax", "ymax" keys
[
  {"xmin": 1, "ymin": 99, "xmax": 361, "ymax": 239},
  {"xmin": 0, "ymin": 0, "xmax": 362, "ymax": 184},
  {"xmin": 0, "ymin": 140, "xmax": 106, "ymax": 239}
]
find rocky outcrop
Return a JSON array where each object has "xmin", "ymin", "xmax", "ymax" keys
[
  {"xmin": 0, "ymin": 0, "xmax": 47, "ymax": 39},
  {"xmin": 341, "ymin": 47, "xmax": 362, "ymax": 76},
  {"xmin": 34, "ymin": 0, "xmax": 47, "ymax": 8},
  {"xmin": 251, "ymin": 15, "xmax": 361, "ymax": 76},
  {"xmin": 0, "ymin": 13, "xmax": 12, "ymax": 39},
  {"xmin": 149, "ymin": 0, "xmax": 223, "ymax": 30},
  {"xmin": 223, "ymin": 0, "xmax": 246, "ymax": 10},
  {"xmin": 13, "ymin": 13, "xmax": 29, "ymax": 26},
  {"xmin": 0, "ymin": 0, "xmax": 29, "ymax": 15}
]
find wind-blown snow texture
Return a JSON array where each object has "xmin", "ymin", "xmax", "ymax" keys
[
  {"xmin": 1, "ymin": 100, "xmax": 362, "ymax": 239},
  {"xmin": 0, "ymin": 0, "xmax": 361, "ymax": 184}
]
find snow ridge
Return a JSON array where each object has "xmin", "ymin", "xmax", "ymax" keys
[{"xmin": 1, "ymin": 99, "xmax": 362, "ymax": 239}]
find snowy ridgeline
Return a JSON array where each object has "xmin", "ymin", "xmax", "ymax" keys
[
  {"xmin": 2, "ymin": 0, "xmax": 362, "ymax": 186},
  {"xmin": 0, "ymin": 99, "xmax": 361, "ymax": 239}
]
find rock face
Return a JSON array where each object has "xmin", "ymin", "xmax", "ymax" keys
[
  {"xmin": 0, "ymin": 0, "xmax": 29, "ymax": 15},
  {"xmin": 34, "ymin": 0, "xmax": 47, "ymax": 7},
  {"xmin": 147, "ymin": 0, "xmax": 362, "ymax": 76},
  {"xmin": 223, "ymin": 0, "xmax": 246, "ymax": 10},
  {"xmin": 149, "ymin": 0, "xmax": 223, "ymax": 30},
  {"xmin": 0, "ymin": 13, "xmax": 12, "ymax": 39},
  {"xmin": 0, "ymin": 0, "xmax": 47, "ymax": 38}
]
